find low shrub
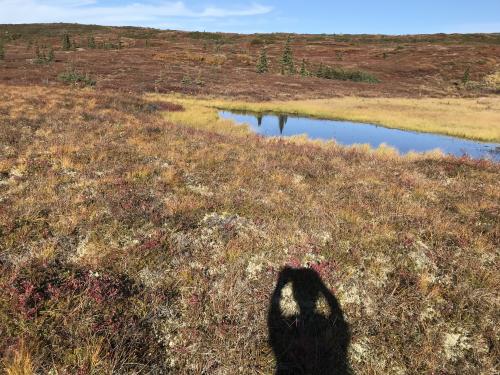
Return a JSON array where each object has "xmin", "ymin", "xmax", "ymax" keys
[
  {"xmin": 315, "ymin": 64, "xmax": 379, "ymax": 83},
  {"xmin": 58, "ymin": 68, "xmax": 96, "ymax": 86},
  {"xmin": 181, "ymin": 74, "xmax": 204, "ymax": 87},
  {"xmin": 188, "ymin": 31, "xmax": 223, "ymax": 41},
  {"xmin": 483, "ymin": 71, "xmax": 500, "ymax": 91},
  {"xmin": 34, "ymin": 45, "xmax": 54, "ymax": 64},
  {"xmin": 62, "ymin": 33, "xmax": 71, "ymax": 50}
]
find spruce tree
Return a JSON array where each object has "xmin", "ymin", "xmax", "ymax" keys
[
  {"xmin": 47, "ymin": 46, "xmax": 55, "ymax": 62},
  {"xmin": 256, "ymin": 48, "xmax": 269, "ymax": 73},
  {"xmin": 34, "ymin": 44, "xmax": 41, "ymax": 61},
  {"xmin": 87, "ymin": 36, "xmax": 96, "ymax": 49},
  {"xmin": 316, "ymin": 63, "xmax": 326, "ymax": 78},
  {"xmin": 0, "ymin": 41, "xmax": 4, "ymax": 60},
  {"xmin": 300, "ymin": 59, "xmax": 308, "ymax": 77},
  {"xmin": 280, "ymin": 36, "xmax": 295, "ymax": 75},
  {"xmin": 62, "ymin": 33, "xmax": 71, "ymax": 51},
  {"xmin": 462, "ymin": 67, "xmax": 470, "ymax": 85}
]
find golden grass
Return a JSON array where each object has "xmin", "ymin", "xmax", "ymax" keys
[
  {"xmin": 3, "ymin": 343, "xmax": 35, "ymax": 375},
  {"xmin": 158, "ymin": 97, "xmax": 251, "ymax": 137},
  {"xmin": 483, "ymin": 71, "xmax": 500, "ymax": 91},
  {"xmin": 156, "ymin": 95, "xmax": 500, "ymax": 142},
  {"xmin": 1, "ymin": 85, "xmax": 499, "ymax": 374}
]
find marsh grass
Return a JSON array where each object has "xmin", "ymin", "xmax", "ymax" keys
[{"xmin": 160, "ymin": 95, "xmax": 500, "ymax": 142}]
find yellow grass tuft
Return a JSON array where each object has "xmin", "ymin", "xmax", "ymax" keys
[
  {"xmin": 483, "ymin": 71, "xmax": 500, "ymax": 91},
  {"xmin": 4, "ymin": 343, "xmax": 35, "ymax": 375},
  {"xmin": 152, "ymin": 95, "xmax": 500, "ymax": 142}
]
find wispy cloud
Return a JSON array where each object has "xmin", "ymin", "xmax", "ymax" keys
[{"xmin": 0, "ymin": 1, "xmax": 273, "ymax": 26}]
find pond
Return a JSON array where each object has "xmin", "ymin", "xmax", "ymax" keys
[{"xmin": 219, "ymin": 111, "xmax": 500, "ymax": 162}]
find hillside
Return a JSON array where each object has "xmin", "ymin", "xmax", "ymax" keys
[{"xmin": 0, "ymin": 24, "xmax": 499, "ymax": 99}]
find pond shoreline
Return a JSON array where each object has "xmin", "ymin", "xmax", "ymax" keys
[
  {"xmin": 219, "ymin": 110, "xmax": 500, "ymax": 162},
  {"xmin": 156, "ymin": 95, "xmax": 500, "ymax": 143}
]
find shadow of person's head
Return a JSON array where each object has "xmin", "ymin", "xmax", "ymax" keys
[{"xmin": 268, "ymin": 267, "xmax": 351, "ymax": 375}]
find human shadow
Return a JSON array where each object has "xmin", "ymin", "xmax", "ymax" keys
[{"xmin": 268, "ymin": 267, "xmax": 351, "ymax": 375}]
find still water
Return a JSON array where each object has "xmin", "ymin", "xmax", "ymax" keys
[{"xmin": 219, "ymin": 111, "xmax": 500, "ymax": 161}]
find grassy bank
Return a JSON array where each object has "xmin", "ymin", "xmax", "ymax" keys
[
  {"xmin": 159, "ymin": 95, "xmax": 500, "ymax": 142},
  {"xmin": 1, "ymin": 85, "xmax": 499, "ymax": 374}
]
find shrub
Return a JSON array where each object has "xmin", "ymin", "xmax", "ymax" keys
[
  {"xmin": 250, "ymin": 38, "xmax": 264, "ymax": 46},
  {"xmin": 256, "ymin": 48, "xmax": 269, "ymax": 73},
  {"xmin": 47, "ymin": 46, "xmax": 55, "ymax": 62},
  {"xmin": 181, "ymin": 74, "xmax": 204, "ymax": 87},
  {"xmin": 97, "ymin": 40, "xmax": 123, "ymax": 50},
  {"xmin": 300, "ymin": 59, "xmax": 309, "ymax": 77},
  {"xmin": 34, "ymin": 45, "xmax": 54, "ymax": 64},
  {"xmin": 58, "ymin": 68, "xmax": 96, "ymax": 86},
  {"xmin": 188, "ymin": 31, "xmax": 224, "ymax": 42},
  {"xmin": 87, "ymin": 35, "xmax": 96, "ymax": 49},
  {"xmin": 62, "ymin": 33, "xmax": 71, "ymax": 51},
  {"xmin": 483, "ymin": 71, "xmax": 500, "ymax": 91},
  {"xmin": 315, "ymin": 64, "xmax": 379, "ymax": 83},
  {"xmin": 280, "ymin": 36, "xmax": 295, "ymax": 75},
  {"xmin": 462, "ymin": 66, "xmax": 471, "ymax": 85}
]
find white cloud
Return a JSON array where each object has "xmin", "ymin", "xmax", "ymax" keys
[{"xmin": 0, "ymin": 1, "xmax": 273, "ymax": 26}]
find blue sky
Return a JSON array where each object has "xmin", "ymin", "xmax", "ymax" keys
[{"xmin": 1, "ymin": 0, "xmax": 499, "ymax": 34}]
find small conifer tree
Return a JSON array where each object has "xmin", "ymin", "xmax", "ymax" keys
[
  {"xmin": 462, "ymin": 66, "xmax": 471, "ymax": 85},
  {"xmin": 0, "ymin": 41, "xmax": 4, "ymax": 60},
  {"xmin": 256, "ymin": 48, "xmax": 269, "ymax": 73},
  {"xmin": 280, "ymin": 36, "xmax": 295, "ymax": 75},
  {"xmin": 62, "ymin": 33, "xmax": 71, "ymax": 50},
  {"xmin": 47, "ymin": 46, "xmax": 55, "ymax": 62},
  {"xmin": 34, "ymin": 44, "xmax": 41, "ymax": 60},
  {"xmin": 300, "ymin": 59, "xmax": 308, "ymax": 77},
  {"xmin": 87, "ymin": 36, "xmax": 96, "ymax": 49},
  {"xmin": 316, "ymin": 63, "xmax": 326, "ymax": 78}
]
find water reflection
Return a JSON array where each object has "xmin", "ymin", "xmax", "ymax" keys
[
  {"xmin": 278, "ymin": 115, "xmax": 288, "ymax": 135},
  {"xmin": 257, "ymin": 115, "xmax": 263, "ymax": 127},
  {"xmin": 219, "ymin": 110, "xmax": 500, "ymax": 161}
]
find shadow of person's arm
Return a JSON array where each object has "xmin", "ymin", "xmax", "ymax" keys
[
  {"xmin": 317, "ymin": 278, "xmax": 351, "ymax": 359},
  {"xmin": 269, "ymin": 267, "xmax": 293, "ymax": 313},
  {"xmin": 318, "ymin": 280, "xmax": 343, "ymax": 318}
]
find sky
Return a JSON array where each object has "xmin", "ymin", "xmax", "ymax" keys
[{"xmin": 1, "ymin": 0, "xmax": 499, "ymax": 34}]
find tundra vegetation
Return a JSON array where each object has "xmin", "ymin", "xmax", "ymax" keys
[
  {"xmin": 0, "ymin": 24, "xmax": 499, "ymax": 374},
  {"xmin": 256, "ymin": 48, "xmax": 269, "ymax": 73},
  {"xmin": 62, "ymin": 33, "xmax": 72, "ymax": 51},
  {"xmin": 0, "ymin": 24, "xmax": 499, "ymax": 98}
]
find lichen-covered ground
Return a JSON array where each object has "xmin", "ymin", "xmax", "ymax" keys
[{"xmin": 0, "ymin": 85, "xmax": 499, "ymax": 374}]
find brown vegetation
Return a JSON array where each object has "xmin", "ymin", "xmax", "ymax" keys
[
  {"xmin": 0, "ymin": 24, "xmax": 499, "ymax": 100},
  {"xmin": 0, "ymin": 85, "xmax": 498, "ymax": 373}
]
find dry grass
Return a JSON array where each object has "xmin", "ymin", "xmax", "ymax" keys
[
  {"xmin": 1, "ymin": 84, "xmax": 499, "ymax": 374},
  {"xmin": 483, "ymin": 70, "xmax": 500, "ymax": 91},
  {"xmin": 3, "ymin": 341, "xmax": 35, "ymax": 375},
  {"xmin": 160, "ymin": 95, "xmax": 500, "ymax": 142}
]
